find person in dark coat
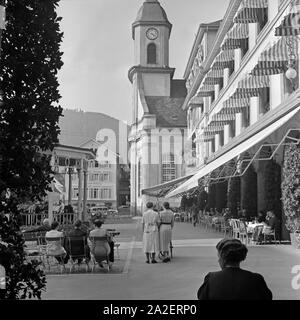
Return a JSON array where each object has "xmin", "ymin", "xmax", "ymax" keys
[
  {"xmin": 66, "ymin": 220, "xmax": 90, "ymax": 263},
  {"xmin": 197, "ymin": 238, "xmax": 272, "ymax": 300}
]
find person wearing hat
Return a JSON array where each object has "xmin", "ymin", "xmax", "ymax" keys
[
  {"xmin": 66, "ymin": 220, "xmax": 90, "ymax": 263},
  {"xmin": 197, "ymin": 238, "xmax": 272, "ymax": 300}
]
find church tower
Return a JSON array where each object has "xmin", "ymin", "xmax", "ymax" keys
[
  {"xmin": 129, "ymin": 0, "xmax": 175, "ymax": 100},
  {"xmin": 128, "ymin": 0, "xmax": 187, "ymax": 214}
]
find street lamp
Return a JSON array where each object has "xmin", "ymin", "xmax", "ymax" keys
[{"xmin": 285, "ymin": 36, "xmax": 298, "ymax": 88}]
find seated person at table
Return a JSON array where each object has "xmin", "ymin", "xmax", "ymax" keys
[
  {"xmin": 88, "ymin": 219, "xmax": 114, "ymax": 266},
  {"xmin": 257, "ymin": 211, "xmax": 266, "ymax": 223},
  {"xmin": 66, "ymin": 220, "xmax": 90, "ymax": 263},
  {"xmin": 263, "ymin": 211, "xmax": 280, "ymax": 239},
  {"xmin": 238, "ymin": 209, "xmax": 247, "ymax": 221},
  {"xmin": 197, "ymin": 239, "xmax": 272, "ymax": 300},
  {"xmin": 45, "ymin": 221, "xmax": 69, "ymax": 264},
  {"xmin": 23, "ymin": 218, "xmax": 51, "ymax": 234}
]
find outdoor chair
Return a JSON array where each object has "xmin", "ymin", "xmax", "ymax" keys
[
  {"xmin": 220, "ymin": 219, "xmax": 232, "ymax": 237},
  {"xmin": 238, "ymin": 220, "xmax": 249, "ymax": 244},
  {"xmin": 263, "ymin": 228, "xmax": 279, "ymax": 245},
  {"xmin": 66, "ymin": 236, "xmax": 89, "ymax": 273},
  {"xmin": 230, "ymin": 219, "xmax": 240, "ymax": 239},
  {"xmin": 89, "ymin": 236, "xmax": 111, "ymax": 272},
  {"xmin": 45, "ymin": 237, "xmax": 67, "ymax": 273}
]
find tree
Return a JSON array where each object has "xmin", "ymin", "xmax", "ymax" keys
[
  {"xmin": 282, "ymin": 144, "xmax": 300, "ymax": 233},
  {"xmin": 0, "ymin": 0, "xmax": 63, "ymax": 299}
]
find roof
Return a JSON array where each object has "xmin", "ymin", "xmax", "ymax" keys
[
  {"xmin": 183, "ymin": 20, "xmax": 222, "ymax": 79},
  {"xmin": 132, "ymin": 0, "xmax": 172, "ymax": 38},
  {"xmin": 145, "ymin": 79, "xmax": 187, "ymax": 127}
]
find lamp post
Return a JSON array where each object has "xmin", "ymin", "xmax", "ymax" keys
[{"xmin": 285, "ymin": 36, "xmax": 298, "ymax": 89}]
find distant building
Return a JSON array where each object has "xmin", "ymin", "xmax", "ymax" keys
[
  {"xmin": 128, "ymin": 0, "xmax": 188, "ymax": 214},
  {"xmin": 58, "ymin": 109, "xmax": 130, "ymax": 210}
]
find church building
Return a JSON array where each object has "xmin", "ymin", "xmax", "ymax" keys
[{"xmin": 128, "ymin": 0, "xmax": 188, "ymax": 214}]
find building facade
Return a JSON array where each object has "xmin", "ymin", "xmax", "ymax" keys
[
  {"xmin": 167, "ymin": 0, "xmax": 300, "ymax": 240},
  {"xmin": 128, "ymin": 0, "xmax": 188, "ymax": 214},
  {"xmin": 58, "ymin": 109, "xmax": 130, "ymax": 210}
]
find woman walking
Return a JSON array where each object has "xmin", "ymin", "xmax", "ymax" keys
[
  {"xmin": 159, "ymin": 202, "xmax": 174, "ymax": 263},
  {"xmin": 142, "ymin": 202, "xmax": 160, "ymax": 264}
]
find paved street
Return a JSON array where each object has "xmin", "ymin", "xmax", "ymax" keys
[{"xmin": 43, "ymin": 219, "xmax": 300, "ymax": 300}]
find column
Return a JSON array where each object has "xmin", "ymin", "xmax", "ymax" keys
[
  {"xmin": 248, "ymin": 23, "xmax": 259, "ymax": 51},
  {"xmin": 250, "ymin": 96, "xmax": 260, "ymax": 125},
  {"xmin": 215, "ymin": 133, "xmax": 220, "ymax": 152},
  {"xmin": 235, "ymin": 112, "xmax": 243, "ymax": 136},
  {"xmin": 234, "ymin": 48, "xmax": 242, "ymax": 72},
  {"xmin": 224, "ymin": 124, "xmax": 231, "ymax": 145},
  {"xmin": 77, "ymin": 165, "xmax": 83, "ymax": 220},
  {"xmin": 224, "ymin": 68, "xmax": 230, "ymax": 87},
  {"xmin": 214, "ymin": 84, "xmax": 220, "ymax": 99},
  {"xmin": 204, "ymin": 97, "xmax": 210, "ymax": 113},
  {"xmin": 82, "ymin": 164, "xmax": 88, "ymax": 221},
  {"xmin": 270, "ymin": 74, "xmax": 284, "ymax": 110},
  {"xmin": 208, "ymin": 140, "xmax": 213, "ymax": 157},
  {"xmin": 68, "ymin": 167, "xmax": 72, "ymax": 206},
  {"xmin": 268, "ymin": 0, "xmax": 279, "ymax": 22}
]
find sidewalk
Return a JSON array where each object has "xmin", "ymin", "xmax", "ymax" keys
[{"xmin": 42, "ymin": 221, "xmax": 300, "ymax": 300}]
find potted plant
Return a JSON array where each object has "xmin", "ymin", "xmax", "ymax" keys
[{"xmin": 282, "ymin": 144, "xmax": 300, "ymax": 248}]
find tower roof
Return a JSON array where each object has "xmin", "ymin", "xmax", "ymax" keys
[{"xmin": 132, "ymin": 0, "xmax": 172, "ymax": 39}]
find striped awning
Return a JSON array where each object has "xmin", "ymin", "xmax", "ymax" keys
[
  {"xmin": 212, "ymin": 113, "xmax": 236, "ymax": 123},
  {"xmin": 212, "ymin": 50, "xmax": 235, "ymax": 70},
  {"xmin": 203, "ymin": 69, "xmax": 224, "ymax": 85},
  {"xmin": 251, "ymin": 36, "xmax": 299, "ymax": 75},
  {"xmin": 234, "ymin": 0, "xmax": 268, "ymax": 23},
  {"xmin": 188, "ymin": 95, "xmax": 203, "ymax": 106},
  {"xmin": 222, "ymin": 96, "xmax": 250, "ymax": 114},
  {"xmin": 196, "ymin": 84, "xmax": 215, "ymax": 97},
  {"xmin": 235, "ymin": 75, "xmax": 270, "ymax": 97},
  {"xmin": 204, "ymin": 124, "xmax": 224, "ymax": 134},
  {"xmin": 199, "ymin": 133, "xmax": 215, "ymax": 142},
  {"xmin": 222, "ymin": 23, "xmax": 249, "ymax": 50},
  {"xmin": 275, "ymin": 12, "xmax": 300, "ymax": 36}
]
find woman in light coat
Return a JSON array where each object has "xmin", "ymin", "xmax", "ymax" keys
[
  {"xmin": 159, "ymin": 202, "xmax": 174, "ymax": 263},
  {"xmin": 142, "ymin": 202, "xmax": 160, "ymax": 264}
]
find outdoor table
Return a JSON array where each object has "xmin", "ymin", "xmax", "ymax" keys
[{"xmin": 247, "ymin": 222, "xmax": 264, "ymax": 233}]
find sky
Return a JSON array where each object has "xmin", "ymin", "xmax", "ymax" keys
[{"xmin": 57, "ymin": 0, "xmax": 230, "ymax": 125}]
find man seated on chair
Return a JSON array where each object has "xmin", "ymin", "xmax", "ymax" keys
[
  {"xmin": 262, "ymin": 211, "xmax": 280, "ymax": 242},
  {"xmin": 88, "ymin": 219, "xmax": 114, "ymax": 268},
  {"xmin": 45, "ymin": 221, "xmax": 69, "ymax": 264},
  {"xmin": 66, "ymin": 220, "xmax": 90, "ymax": 263}
]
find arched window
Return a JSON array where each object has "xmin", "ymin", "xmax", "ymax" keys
[{"xmin": 147, "ymin": 43, "xmax": 157, "ymax": 64}]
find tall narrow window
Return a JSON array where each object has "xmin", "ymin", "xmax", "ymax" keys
[
  {"xmin": 162, "ymin": 153, "xmax": 176, "ymax": 183},
  {"xmin": 147, "ymin": 43, "xmax": 157, "ymax": 64}
]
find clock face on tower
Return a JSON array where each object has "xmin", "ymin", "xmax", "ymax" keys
[{"xmin": 146, "ymin": 28, "xmax": 158, "ymax": 40}]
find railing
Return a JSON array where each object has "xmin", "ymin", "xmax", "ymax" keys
[{"xmin": 21, "ymin": 212, "xmax": 78, "ymax": 227}]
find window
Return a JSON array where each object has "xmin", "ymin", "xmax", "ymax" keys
[
  {"xmin": 258, "ymin": 8, "xmax": 268, "ymax": 33},
  {"xmin": 241, "ymin": 39, "xmax": 249, "ymax": 58},
  {"xmin": 260, "ymin": 88, "xmax": 270, "ymax": 115},
  {"xmin": 162, "ymin": 153, "xmax": 176, "ymax": 183},
  {"xmin": 147, "ymin": 43, "xmax": 157, "ymax": 64},
  {"xmin": 100, "ymin": 188, "xmax": 112, "ymax": 199},
  {"xmin": 89, "ymin": 188, "xmax": 99, "ymax": 199},
  {"xmin": 72, "ymin": 188, "xmax": 78, "ymax": 198}
]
